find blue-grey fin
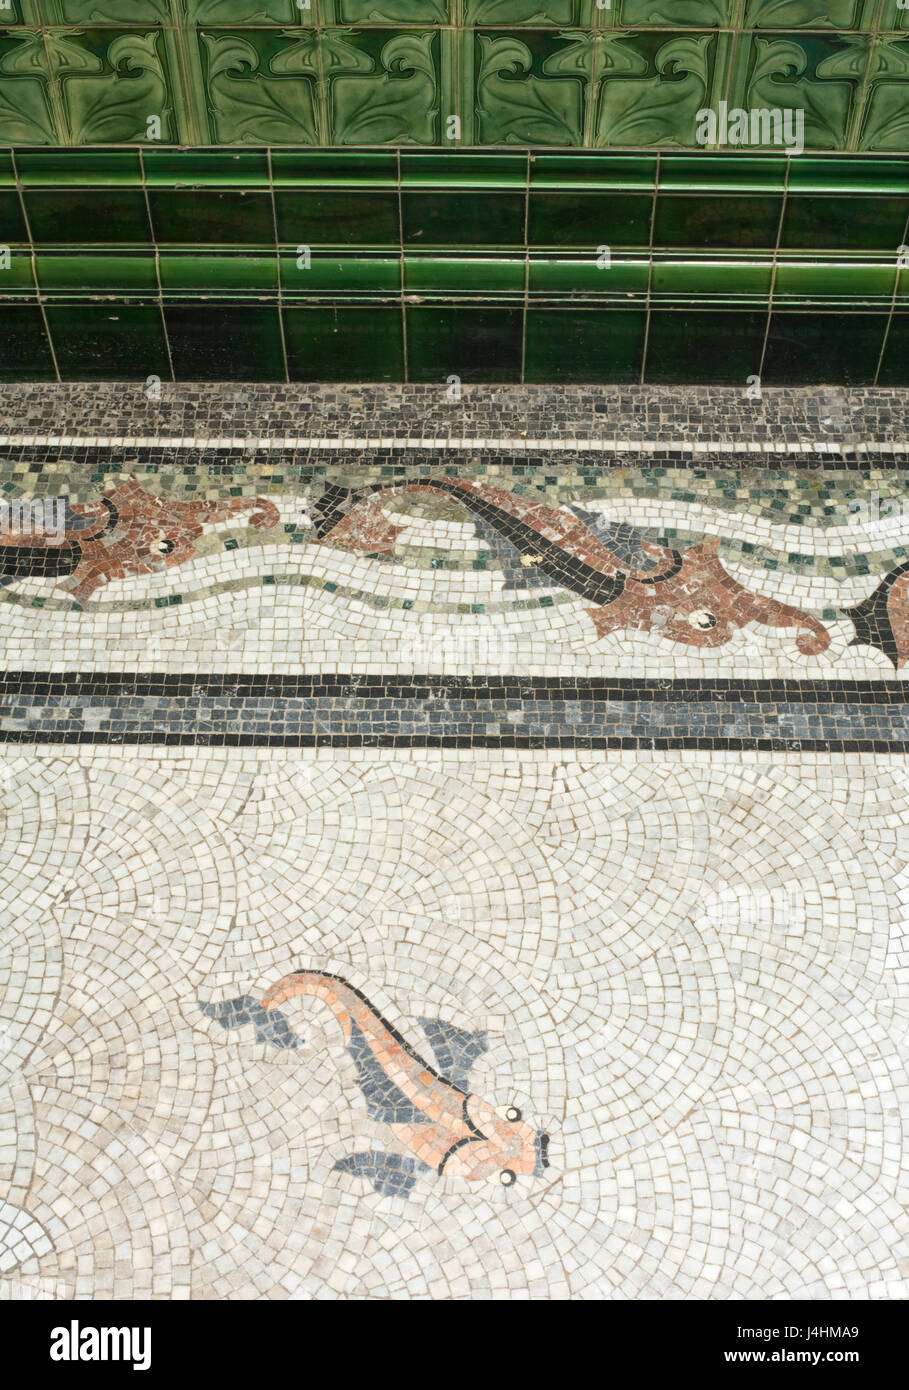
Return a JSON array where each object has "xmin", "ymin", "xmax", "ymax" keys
[
  {"xmin": 198, "ymin": 996, "xmax": 301, "ymax": 1050},
  {"xmin": 333, "ymin": 1151, "xmax": 428, "ymax": 1198},
  {"xmin": 571, "ymin": 507, "xmax": 659, "ymax": 572},
  {"xmin": 469, "ymin": 516, "xmax": 555, "ymax": 593},
  {"xmin": 347, "ymin": 1019, "xmax": 430, "ymax": 1124},
  {"xmin": 419, "ymin": 1018, "xmax": 488, "ymax": 1088}
]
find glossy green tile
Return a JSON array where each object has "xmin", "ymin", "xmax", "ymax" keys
[
  {"xmin": 13, "ymin": 149, "xmax": 143, "ymax": 186},
  {"xmin": 645, "ymin": 310, "xmax": 767, "ymax": 385},
  {"xmin": 158, "ymin": 252, "xmax": 278, "ymax": 292},
  {"xmin": 142, "ymin": 150, "xmax": 272, "ymax": 187},
  {"xmin": 404, "ymin": 254, "xmax": 525, "ymax": 294},
  {"xmin": 36, "ymin": 252, "xmax": 158, "ymax": 292},
  {"xmin": 0, "ymin": 305, "xmax": 55, "ymax": 382},
  {"xmin": 284, "ymin": 306, "xmax": 404, "ymax": 381},
  {"xmin": 401, "ymin": 152, "xmax": 527, "ymax": 189},
  {"xmin": 275, "ymin": 191, "xmax": 399, "ymax": 247},
  {"xmin": 529, "ymin": 154, "xmax": 658, "ymax": 191},
  {"xmin": 650, "ymin": 256, "xmax": 772, "ymax": 298},
  {"xmin": 781, "ymin": 195, "xmax": 909, "ymax": 251},
  {"xmin": 165, "ymin": 304, "xmax": 286, "ymax": 380},
  {"xmin": 743, "ymin": 0, "xmax": 866, "ymax": 28},
  {"xmin": 0, "ymin": 192, "xmax": 27, "ymax": 244},
  {"xmin": 475, "ymin": 30, "xmax": 589, "ymax": 146},
  {"xmin": 402, "ymin": 193, "xmax": 525, "ymax": 247},
  {"xmin": 524, "ymin": 307, "xmax": 646, "ymax": 383},
  {"xmin": 620, "ymin": 0, "xmax": 736, "ymax": 23},
  {"xmin": 0, "ymin": 251, "xmax": 39, "ymax": 291},
  {"xmin": 405, "ymin": 306, "xmax": 523, "ymax": 382},
  {"xmin": 763, "ymin": 311, "xmax": 888, "ymax": 385},
  {"xmin": 25, "ymin": 189, "xmax": 151, "ymax": 245},
  {"xmin": 656, "ymin": 155, "xmax": 787, "ymax": 193},
  {"xmin": 148, "ymin": 190, "xmax": 275, "ymax": 245},
  {"xmin": 773, "ymin": 257, "xmax": 897, "ymax": 303},
  {"xmin": 528, "ymin": 193, "xmax": 653, "ymax": 248},
  {"xmin": 321, "ymin": 29, "xmax": 442, "ymax": 146},
  {"xmin": 528, "ymin": 253, "xmax": 648, "ymax": 296},
  {"xmin": 654, "ymin": 195, "xmax": 782, "ymax": 249},
  {"xmin": 878, "ymin": 312, "xmax": 909, "ymax": 385},
  {"xmin": 45, "ymin": 304, "xmax": 169, "ymax": 381},
  {"xmin": 465, "ymin": 1, "xmax": 582, "ymax": 21},
  {"xmin": 271, "ymin": 151, "xmax": 398, "ymax": 187},
  {"xmin": 280, "ymin": 252, "xmax": 400, "ymax": 294}
]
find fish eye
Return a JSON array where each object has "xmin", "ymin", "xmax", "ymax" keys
[
  {"xmin": 499, "ymin": 1169, "xmax": 517, "ymax": 1186},
  {"xmin": 686, "ymin": 609, "xmax": 717, "ymax": 630},
  {"xmin": 505, "ymin": 1106, "xmax": 522, "ymax": 1122},
  {"xmin": 154, "ymin": 537, "xmax": 175, "ymax": 555}
]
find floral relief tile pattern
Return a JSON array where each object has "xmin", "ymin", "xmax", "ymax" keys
[
  {"xmin": 0, "ymin": 384, "xmax": 908, "ymax": 1300},
  {"xmin": 2, "ymin": 1, "xmax": 909, "ymax": 148}
]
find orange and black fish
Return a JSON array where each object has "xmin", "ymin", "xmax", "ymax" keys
[{"xmin": 201, "ymin": 971, "xmax": 549, "ymax": 1199}]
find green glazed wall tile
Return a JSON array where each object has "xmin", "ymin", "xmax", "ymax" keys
[
  {"xmin": 25, "ymin": 188, "xmax": 152, "ymax": 243},
  {"xmin": 45, "ymin": 302, "xmax": 170, "ymax": 379},
  {"xmin": 405, "ymin": 305, "xmax": 523, "ymax": 382},
  {"xmin": 283, "ymin": 305, "xmax": 405, "ymax": 381},
  {"xmin": 158, "ymin": 251, "xmax": 278, "ymax": 291},
  {"xmin": 0, "ymin": 305, "xmax": 56, "ymax": 380},
  {"xmin": 645, "ymin": 308, "xmax": 766, "ymax": 384},
  {"xmin": 280, "ymin": 250, "xmax": 400, "ymax": 293},
  {"xmin": 654, "ymin": 193, "xmax": 782, "ymax": 248},
  {"xmin": 324, "ymin": 29, "xmax": 441, "ymax": 146},
  {"xmin": 402, "ymin": 192, "xmax": 525, "ymax": 246},
  {"xmin": 276, "ymin": 190, "xmax": 399, "ymax": 246},
  {"xmin": 403, "ymin": 252, "xmax": 525, "ymax": 293},
  {"xmin": 13, "ymin": 150, "xmax": 142, "ymax": 185},
  {"xmin": 782, "ymin": 194, "xmax": 909, "ymax": 250},
  {"xmin": 524, "ymin": 306, "xmax": 646, "ymax": 383},
  {"xmin": 164, "ymin": 303, "xmax": 285, "ymax": 379},
  {"xmin": 763, "ymin": 310, "xmax": 889, "ymax": 385},
  {"xmin": 199, "ymin": 28, "xmax": 320, "ymax": 145},
  {"xmin": 0, "ymin": 192, "xmax": 28, "ymax": 243},
  {"xmin": 36, "ymin": 250, "xmax": 158, "ymax": 291},
  {"xmin": 772, "ymin": 257, "xmax": 897, "ymax": 303},
  {"xmin": 650, "ymin": 255, "xmax": 773, "ymax": 298},
  {"xmin": 742, "ymin": 1, "xmax": 867, "ymax": 28},
  {"xmin": 528, "ymin": 253, "xmax": 649, "ymax": 296},
  {"xmin": 148, "ymin": 189, "xmax": 275, "ymax": 244},
  {"xmin": 528, "ymin": 192, "xmax": 652, "ymax": 247},
  {"xmin": 0, "ymin": 250, "xmax": 40, "ymax": 289},
  {"xmin": 878, "ymin": 312, "xmax": 909, "ymax": 385}
]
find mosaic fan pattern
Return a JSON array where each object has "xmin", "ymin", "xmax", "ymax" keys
[
  {"xmin": 2, "ymin": 2, "xmax": 909, "ymax": 150},
  {"xmin": 0, "ymin": 383, "xmax": 908, "ymax": 1300}
]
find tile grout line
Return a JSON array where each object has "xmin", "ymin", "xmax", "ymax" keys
[
  {"xmin": 10, "ymin": 148, "xmax": 60, "ymax": 384},
  {"xmin": 873, "ymin": 204, "xmax": 908, "ymax": 387},
  {"xmin": 139, "ymin": 145, "xmax": 176, "ymax": 385},
  {"xmin": 520, "ymin": 150, "xmax": 530, "ymax": 386},
  {"xmin": 267, "ymin": 147, "xmax": 291, "ymax": 386},
  {"xmin": 638, "ymin": 152, "xmax": 660, "ymax": 387},
  {"xmin": 757, "ymin": 153, "xmax": 791, "ymax": 382}
]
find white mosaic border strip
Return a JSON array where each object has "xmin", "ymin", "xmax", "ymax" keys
[{"xmin": 0, "ymin": 435, "xmax": 907, "ymax": 455}]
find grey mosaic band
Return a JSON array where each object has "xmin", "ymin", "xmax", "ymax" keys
[{"xmin": 1, "ymin": 675, "xmax": 907, "ymax": 751}]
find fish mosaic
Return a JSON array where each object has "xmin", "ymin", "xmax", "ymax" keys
[
  {"xmin": 0, "ymin": 476, "xmax": 278, "ymax": 606},
  {"xmin": 200, "ymin": 971, "xmax": 549, "ymax": 1199},
  {"xmin": 316, "ymin": 479, "xmax": 832, "ymax": 654},
  {"xmin": 4, "ymin": 465, "xmax": 909, "ymax": 668}
]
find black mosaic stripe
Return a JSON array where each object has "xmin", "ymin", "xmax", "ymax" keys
[
  {"xmin": 0, "ymin": 674, "xmax": 907, "ymax": 750},
  {"xmin": 2, "ymin": 445, "xmax": 909, "ymax": 471}
]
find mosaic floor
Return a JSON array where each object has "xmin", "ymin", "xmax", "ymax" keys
[{"xmin": 1, "ymin": 385, "xmax": 908, "ymax": 1301}]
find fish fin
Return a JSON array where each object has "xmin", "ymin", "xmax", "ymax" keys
[
  {"xmin": 198, "ymin": 996, "xmax": 301, "ymax": 1050},
  {"xmin": 571, "ymin": 508, "xmax": 659, "ymax": 572},
  {"xmin": 333, "ymin": 1151, "xmax": 428, "ymax": 1198},
  {"xmin": 419, "ymin": 1018, "xmax": 488, "ymax": 1088},
  {"xmin": 843, "ymin": 562, "xmax": 909, "ymax": 669},
  {"xmin": 347, "ymin": 1019, "xmax": 430, "ymax": 1124}
]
